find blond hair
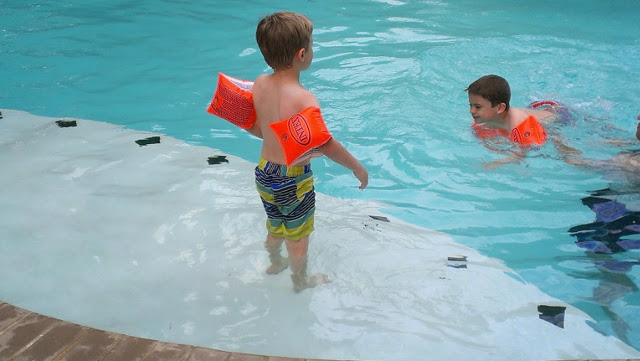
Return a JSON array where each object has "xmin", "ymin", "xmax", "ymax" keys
[{"xmin": 256, "ymin": 11, "xmax": 313, "ymax": 70}]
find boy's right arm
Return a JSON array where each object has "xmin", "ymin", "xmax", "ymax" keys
[{"xmin": 319, "ymin": 138, "xmax": 368, "ymax": 189}]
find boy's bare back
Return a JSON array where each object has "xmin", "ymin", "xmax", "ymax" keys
[
  {"xmin": 252, "ymin": 72, "xmax": 318, "ymax": 166},
  {"xmin": 510, "ymin": 107, "xmax": 556, "ymax": 128}
]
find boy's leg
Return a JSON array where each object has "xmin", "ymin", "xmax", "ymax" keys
[
  {"xmin": 285, "ymin": 236, "xmax": 330, "ymax": 291},
  {"xmin": 265, "ymin": 234, "xmax": 289, "ymax": 274}
]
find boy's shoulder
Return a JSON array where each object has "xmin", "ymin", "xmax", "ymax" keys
[
  {"xmin": 253, "ymin": 73, "xmax": 319, "ymax": 115},
  {"xmin": 253, "ymin": 73, "xmax": 272, "ymax": 89},
  {"xmin": 514, "ymin": 107, "xmax": 555, "ymax": 125},
  {"xmin": 278, "ymin": 79, "xmax": 319, "ymax": 110}
]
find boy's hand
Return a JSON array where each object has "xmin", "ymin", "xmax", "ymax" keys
[
  {"xmin": 482, "ymin": 160, "xmax": 503, "ymax": 170},
  {"xmin": 353, "ymin": 167, "xmax": 368, "ymax": 189},
  {"xmin": 482, "ymin": 152, "xmax": 523, "ymax": 170}
]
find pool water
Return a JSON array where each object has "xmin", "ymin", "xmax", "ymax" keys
[{"xmin": 2, "ymin": 0, "xmax": 640, "ymax": 354}]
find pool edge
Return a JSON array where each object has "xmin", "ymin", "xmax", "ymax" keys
[
  {"xmin": 2, "ymin": 301, "xmax": 639, "ymax": 361},
  {"xmin": 0, "ymin": 301, "xmax": 336, "ymax": 361}
]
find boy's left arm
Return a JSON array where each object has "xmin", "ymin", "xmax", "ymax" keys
[
  {"xmin": 320, "ymin": 138, "xmax": 369, "ymax": 189},
  {"xmin": 483, "ymin": 151, "xmax": 525, "ymax": 170}
]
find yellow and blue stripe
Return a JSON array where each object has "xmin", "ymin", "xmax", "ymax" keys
[{"xmin": 255, "ymin": 157, "xmax": 315, "ymax": 240}]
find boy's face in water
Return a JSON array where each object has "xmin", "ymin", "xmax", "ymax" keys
[{"xmin": 468, "ymin": 93, "xmax": 503, "ymax": 125}]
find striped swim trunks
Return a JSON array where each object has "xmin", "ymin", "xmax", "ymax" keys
[{"xmin": 255, "ymin": 157, "xmax": 315, "ymax": 241}]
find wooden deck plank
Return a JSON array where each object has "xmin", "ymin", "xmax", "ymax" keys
[
  {"xmin": 56, "ymin": 328, "xmax": 121, "ymax": 361},
  {"xmin": 10, "ymin": 322, "xmax": 86, "ymax": 361},
  {"xmin": 144, "ymin": 342, "xmax": 192, "ymax": 361},
  {"xmin": 0, "ymin": 303, "xmax": 30, "ymax": 335},
  {"xmin": 0, "ymin": 313, "xmax": 58, "ymax": 360},
  {"xmin": 185, "ymin": 347, "xmax": 232, "ymax": 361},
  {"xmin": 227, "ymin": 352, "xmax": 267, "ymax": 361},
  {"xmin": 100, "ymin": 336, "xmax": 156, "ymax": 361}
]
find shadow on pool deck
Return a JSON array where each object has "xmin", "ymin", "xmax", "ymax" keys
[{"xmin": 1, "ymin": 300, "xmax": 639, "ymax": 361}]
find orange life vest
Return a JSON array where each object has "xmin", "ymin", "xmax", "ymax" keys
[
  {"xmin": 207, "ymin": 73, "xmax": 256, "ymax": 129},
  {"xmin": 472, "ymin": 115, "xmax": 547, "ymax": 145},
  {"xmin": 269, "ymin": 106, "xmax": 333, "ymax": 166}
]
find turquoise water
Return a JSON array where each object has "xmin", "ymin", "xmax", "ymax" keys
[{"xmin": 2, "ymin": 0, "xmax": 640, "ymax": 351}]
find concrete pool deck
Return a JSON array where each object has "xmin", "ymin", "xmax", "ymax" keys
[
  {"xmin": 3, "ymin": 109, "xmax": 640, "ymax": 361},
  {"xmin": 1, "ymin": 300, "xmax": 639, "ymax": 361}
]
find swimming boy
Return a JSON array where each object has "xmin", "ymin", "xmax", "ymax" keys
[
  {"xmin": 248, "ymin": 11, "xmax": 368, "ymax": 291},
  {"xmin": 467, "ymin": 74, "xmax": 576, "ymax": 168}
]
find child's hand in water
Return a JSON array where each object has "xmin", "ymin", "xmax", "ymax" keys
[
  {"xmin": 353, "ymin": 166, "xmax": 368, "ymax": 189},
  {"xmin": 482, "ymin": 153, "xmax": 523, "ymax": 170},
  {"xmin": 482, "ymin": 160, "xmax": 503, "ymax": 170}
]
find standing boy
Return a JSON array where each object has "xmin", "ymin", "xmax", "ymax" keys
[{"xmin": 248, "ymin": 11, "xmax": 368, "ymax": 291}]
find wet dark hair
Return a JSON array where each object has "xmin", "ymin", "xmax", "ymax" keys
[{"xmin": 466, "ymin": 74, "xmax": 511, "ymax": 111}]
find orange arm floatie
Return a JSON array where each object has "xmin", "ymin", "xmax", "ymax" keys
[
  {"xmin": 269, "ymin": 106, "xmax": 333, "ymax": 166},
  {"xmin": 471, "ymin": 115, "xmax": 547, "ymax": 146},
  {"xmin": 206, "ymin": 73, "xmax": 257, "ymax": 129},
  {"xmin": 472, "ymin": 123, "xmax": 508, "ymax": 139},
  {"xmin": 509, "ymin": 115, "xmax": 547, "ymax": 145}
]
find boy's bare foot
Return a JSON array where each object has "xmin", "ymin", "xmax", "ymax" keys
[
  {"xmin": 266, "ymin": 258, "xmax": 289, "ymax": 274},
  {"xmin": 291, "ymin": 272, "xmax": 331, "ymax": 292}
]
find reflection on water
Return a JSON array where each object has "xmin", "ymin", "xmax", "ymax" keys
[{"xmin": 568, "ymin": 188, "xmax": 640, "ymax": 344}]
